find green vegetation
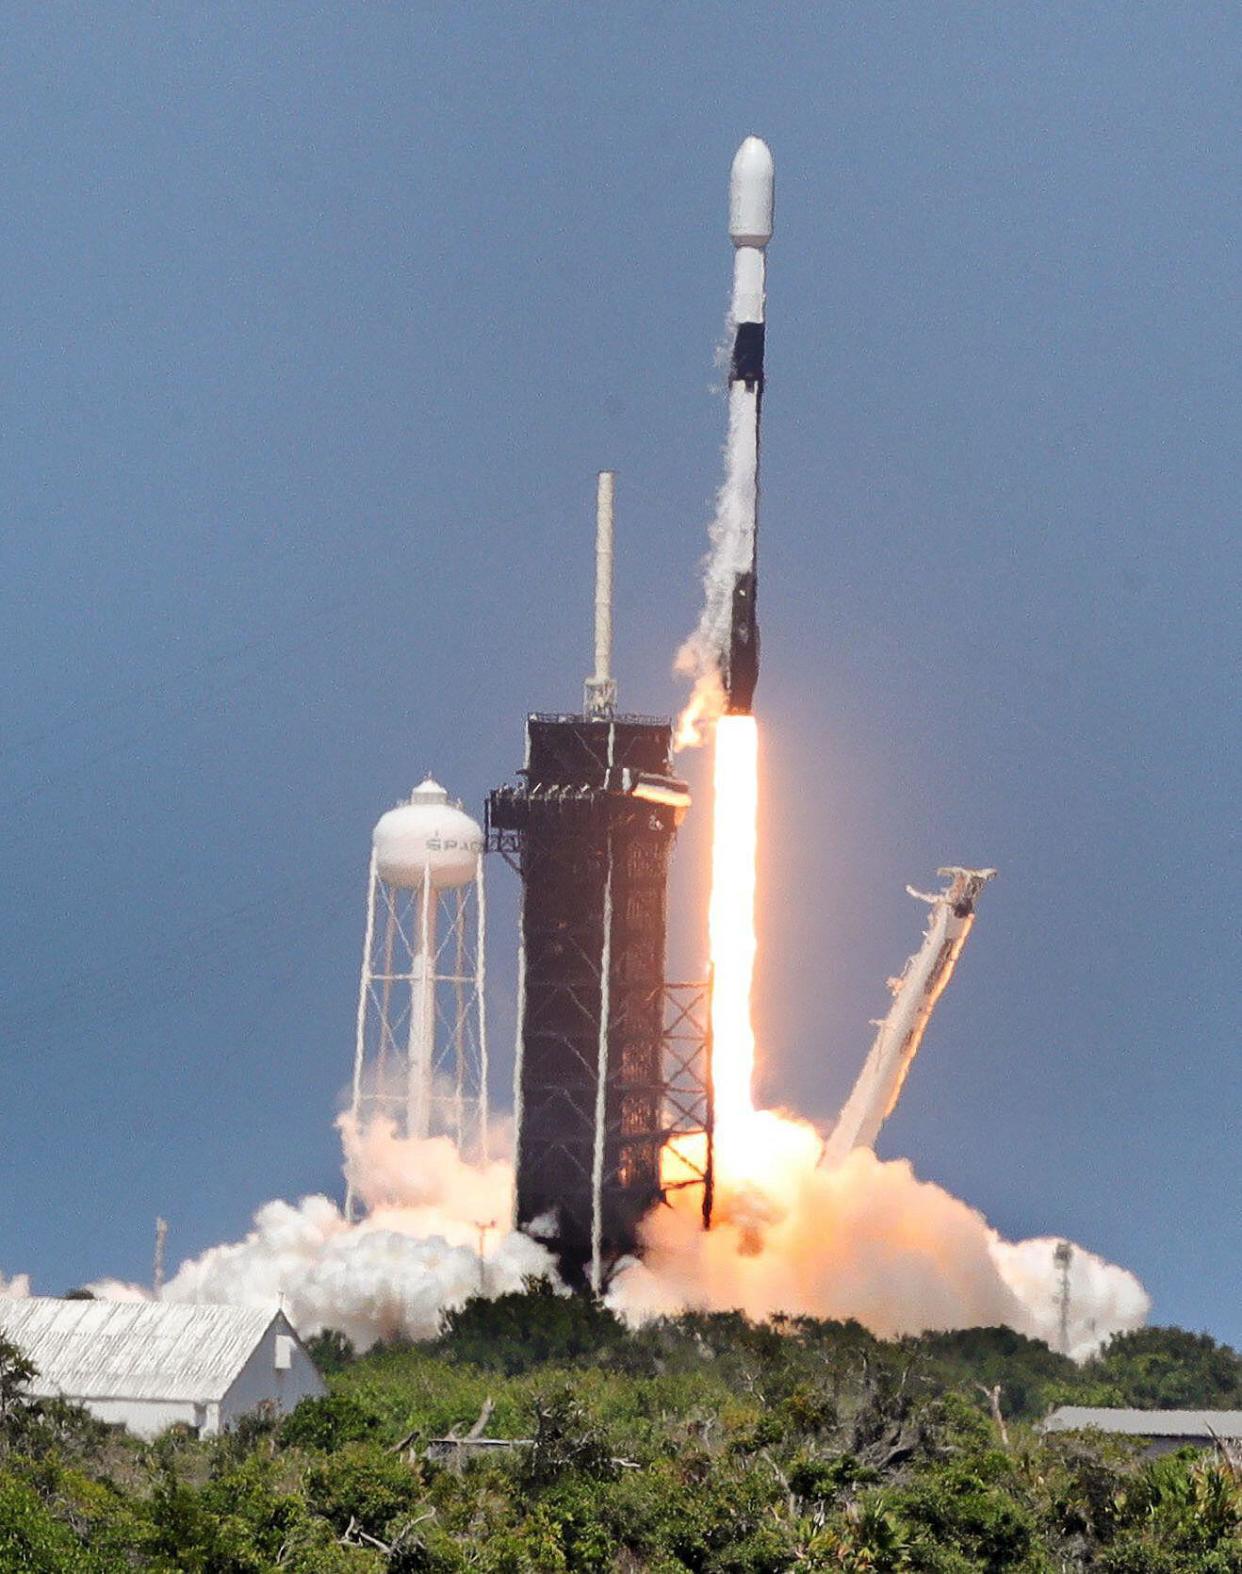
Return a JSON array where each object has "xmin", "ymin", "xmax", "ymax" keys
[{"xmin": 2, "ymin": 1300, "xmax": 1242, "ymax": 1570}]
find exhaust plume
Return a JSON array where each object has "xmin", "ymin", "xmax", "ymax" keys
[
  {"xmin": 74, "ymin": 1118, "xmax": 555, "ymax": 1350},
  {"xmin": 615, "ymin": 1115, "xmax": 1149, "ymax": 1358},
  {"xmin": 5, "ymin": 1109, "xmax": 1147, "ymax": 1358},
  {"xmin": 653, "ymin": 695, "xmax": 1146, "ymax": 1358},
  {"xmin": 708, "ymin": 715, "xmax": 760, "ymax": 1129}
]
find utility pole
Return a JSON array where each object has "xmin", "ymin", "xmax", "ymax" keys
[
  {"xmin": 475, "ymin": 1220, "xmax": 496, "ymax": 1296},
  {"xmin": 1054, "ymin": 1240, "xmax": 1073, "ymax": 1356},
  {"xmin": 153, "ymin": 1217, "xmax": 168, "ymax": 1297}
]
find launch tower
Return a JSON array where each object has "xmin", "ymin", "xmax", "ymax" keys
[{"xmin": 488, "ymin": 475, "xmax": 710, "ymax": 1291}]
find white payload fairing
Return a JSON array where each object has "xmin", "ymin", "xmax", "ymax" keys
[{"xmin": 821, "ymin": 868, "xmax": 997, "ymax": 1168}]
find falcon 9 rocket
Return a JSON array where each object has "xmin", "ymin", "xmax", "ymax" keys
[{"xmin": 722, "ymin": 136, "xmax": 774, "ymax": 715}]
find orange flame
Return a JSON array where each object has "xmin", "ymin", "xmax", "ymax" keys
[{"xmin": 674, "ymin": 671, "xmax": 726, "ymax": 751}]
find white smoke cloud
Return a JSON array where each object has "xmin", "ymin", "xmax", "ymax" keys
[
  {"xmin": 8, "ymin": 1113, "xmax": 1146, "ymax": 1361},
  {"xmin": 4, "ymin": 1103, "xmax": 1147, "ymax": 1360},
  {"xmin": 338, "ymin": 1113, "xmax": 511, "ymax": 1227},
  {"xmin": 85, "ymin": 1278, "xmax": 151, "ymax": 1304},
  {"xmin": 677, "ymin": 383, "xmax": 761, "ymax": 746},
  {"xmin": 0, "ymin": 1271, "xmax": 31, "ymax": 1300},
  {"xmin": 990, "ymin": 1235, "xmax": 1152, "ymax": 1362},
  {"xmin": 612, "ymin": 1111, "xmax": 1148, "ymax": 1357},
  {"xmin": 155, "ymin": 1193, "xmax": 550, "ymax": 1351},
  {"xmin": 79, "ymin": 1118, "xmax": 556, "ymax": 1350}
]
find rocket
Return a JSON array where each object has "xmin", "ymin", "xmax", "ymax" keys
[{"xmin": 722, "ymin": 136, "xmax": 774, "ymax": 715}]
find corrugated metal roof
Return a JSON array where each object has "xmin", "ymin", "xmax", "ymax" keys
[
  {"xmin": 1042, "ymin": 1406, "xmax": 1242, "ymax": 1439},
  {"xmin": 0, "ymin": 1298, "xmax": 281, "ymax": 1403}
]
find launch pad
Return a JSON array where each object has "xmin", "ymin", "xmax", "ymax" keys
[{"xmin": 330, "ymin": 139, "xmax": 1006, "ymax": 1316}]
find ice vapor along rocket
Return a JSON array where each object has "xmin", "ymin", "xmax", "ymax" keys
[{"xmin": 722, "ymin": 135, "xmax": 774, "ymax": 714}]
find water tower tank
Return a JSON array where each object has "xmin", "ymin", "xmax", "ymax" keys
[{"xmin": 372, "ymin": 777, "xmax": 483, "ymax": 890}]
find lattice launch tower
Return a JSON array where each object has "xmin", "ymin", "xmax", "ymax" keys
[{"xmin": 488, "ymin": 474, "xmax": 712, "ymax": 1291}]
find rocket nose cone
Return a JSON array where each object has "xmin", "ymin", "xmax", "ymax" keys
[
  {"xmin": 730, "ymin": 136, "xmax": 774, "ymax": 247},
  {"xmin": 733, "ymin": 135, "xmax": 774, "ymax": 176}
]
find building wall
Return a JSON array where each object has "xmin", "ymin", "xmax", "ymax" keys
[
  {"xmin": 1134, "ymin": 1434, "xmax": 1227, "ymax": 1458},
  {"xmin": 69, "ymin": 1396, "xmax": 203, "ymax": 1439},
  {"xmin": 220, "ymin": 1313, "xmax": 324, "ymax": 1428}
]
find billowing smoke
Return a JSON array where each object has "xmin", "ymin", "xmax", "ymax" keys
[
  {"xmin": 990, "ymin": 1235, "xmax": 1151, "ymax": 1360},
  {"xmin": 2, "ymin": 1106, "xmax": 1146, "ymax": 1361},
  {"xmin": 31, "ymin": 1118, "xmax": 556, "ymax": 1350},
  {"xmin": 145, "ymin": 1119, "xmax": 553, "ymax": 1348},
  {"xmin": 613, "ymin": 1110, "xmax": 1149, "ymax": 1359},
  {"xmin": 153, "ymin": 1193, "xmax": 549, "ymax": 1352}
]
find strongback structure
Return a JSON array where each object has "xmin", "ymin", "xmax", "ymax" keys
[{"xmin": 488, "ymin": 474, "xmax": 711, "ymax": 1291}]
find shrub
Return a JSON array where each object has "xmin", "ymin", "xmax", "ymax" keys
[
  {"xmin": 518, "ymin": 1388, "xmax": 617, "ymax": 1490},
  {"xmin": 280, "ymin": 1393, "xmax": 381, "ymax": 1452},
  {"xmin": 437, "ymin": 1278, "xmax": 625, "ymax": 1375},
  {"xmin": 0, "ymin": 1470, "xmax": 114, "ymax": 1571},
  {"xmin": 306, "ymin": 1441, "xmax": 423, "ymax": 1537},
  {"xmin": 307, "ymin": 1329, "xmax": 358, "ymax": 1376}
]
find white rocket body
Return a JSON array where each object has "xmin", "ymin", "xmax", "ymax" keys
[
  {"xmin": 729, "ymin": 135, "xmax": 774, "ymax": 317},
  {"xmin": 722, "ymin": 136, "xmax": 774, "ymax": 715}
]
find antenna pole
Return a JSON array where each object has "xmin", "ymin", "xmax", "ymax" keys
[
  {"xmin": 585, "ymin": 471, "xmax": 618, "ymax": 715},
  {"xmin": 1054, "ymin": 1240, "xmax": 1073, "ymax": 1355},
  {"xmin": 153, "ymin": 1216, "xmax": 168, "ymax": 1297}
]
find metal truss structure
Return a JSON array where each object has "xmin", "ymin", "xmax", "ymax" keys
[
  {"xmin": 659, "ymin": 978, "xmax": 714, "ymax": 1231},
  {"xmin": 346, "ymin": 855, "xmax": 487, "ymax": 1220},
  {"xmin": 488, "ymin": 713, "xmax": 711, "ymax": 1291}
]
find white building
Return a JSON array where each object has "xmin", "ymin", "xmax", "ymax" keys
[
  {"xmin": 1042, "ymin": 1406, "xmax": 1242, "ymax": 1458},
  {"xmin": 0, "ymin": 1297, "xmax": 325, "ymax": 1439}
]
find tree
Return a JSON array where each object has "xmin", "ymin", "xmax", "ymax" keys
[
  {"xmin": 436, "ymin": 1278, "xmax": 625, "ymax": 1374},
  {"xmin": 306, "ymin": 1328, "xmax": 357, "ymax": 1376},
  {"xmin": 0, "ymin": 1336, "xmax": 37, "ymax": 1447},
  {"xmin": 518, "ymin": 1388, "xmax": 617, "ymax": 1490},
  {"xmin": 0, "ymin": 1472, "xmax": 111, "ymax": 1572},
  {"xmin": 306, "ymin": 1442, "xmax": 422, "ymax": 1538},
  {"xmin": 1085, "ymin": 1327, "xmax": 1242, "ymax": 1410},
  {"xmin": 1, "ymin": 1308, "xmax": 1240, "ymax": 1567},
  {"xmin": 280, "ymin": 1394, "xmax": 381, "ymax": 1452}
]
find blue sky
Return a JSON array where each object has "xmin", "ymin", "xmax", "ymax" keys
[{"xmin": 1, "ymin": 4, "xmax": 1237, "ymax": 1342}]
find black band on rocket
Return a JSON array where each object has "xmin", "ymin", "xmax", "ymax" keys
[{"xmin": 730, "ymin": 322, "xmax": 765, "ymax": 388}]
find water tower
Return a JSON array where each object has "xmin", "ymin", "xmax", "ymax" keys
[{"xmin": 345, "ymin": 778, "xmax": 487, "ymax": 1218}]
